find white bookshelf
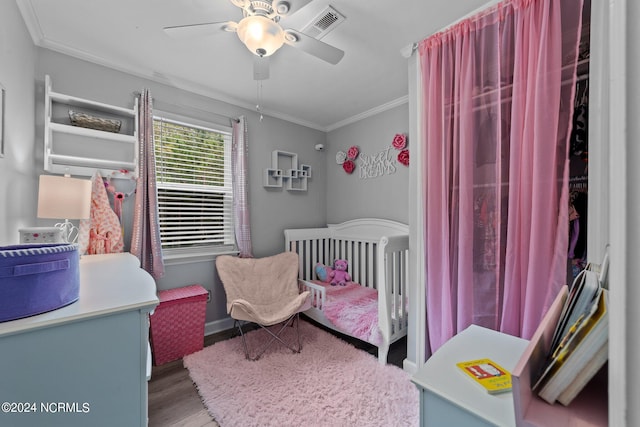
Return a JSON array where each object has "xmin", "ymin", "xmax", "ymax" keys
[{"xmin": 43, "ymin": 75, "xmax": 138, "ymax": 177}]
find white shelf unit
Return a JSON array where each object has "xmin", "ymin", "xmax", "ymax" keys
[
  {"xmin": 44, "ymin": 75, "xmax": 138, "ymax": 177},
  {"xmin": 263, "ymin": 168, "xmax": 283, "ymax": 188},
  {"xmin": 412, "ymin": 288, "xmax": 607, "ymax": 427},
  {"xmin": 262, "ymin": 150, "xmax": 311, "ymax": 192}
]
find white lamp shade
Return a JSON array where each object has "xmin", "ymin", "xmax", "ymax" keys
[
  {"xmin": 37, "ymin": 175, "xmax": 92, "ymax": 220},
  {"xmin": 237, "ymin": 15, "xmax": 285, "ymax": 57}
]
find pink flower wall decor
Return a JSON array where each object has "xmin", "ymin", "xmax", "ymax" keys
[
  {"xmin": 343, "ymin": 160, "xmax": 355, "ymax": 174},
  {"xmin": 347, "ymin": 145, "xmax": 360, "ymax": 160},
  {"xmin": 392, "ymin": 133, "xmax": 407, "ymax": 150},
  {"xmin": 337, "ymin": 146, "xmax": 358, "ymax": 175},
  {"xmin": 398, "ymin": 149, "xmax": 409, "ymax": 166}
]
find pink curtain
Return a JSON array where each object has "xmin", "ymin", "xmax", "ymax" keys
[
  {"xmin": 419, "ymin": 0, "xmax": 584, "ymax": 355},
  {"xmin": 231, "ymin": 116, "xmax": 253, "ymax": 258},
  {"xmin": 131, "ymin": 89, "xmax": 165, "ymax": 278}
]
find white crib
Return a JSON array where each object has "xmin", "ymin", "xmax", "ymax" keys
[{"xmin": 284, "ymin": 218, "xmax": 409, "ymax": 364}]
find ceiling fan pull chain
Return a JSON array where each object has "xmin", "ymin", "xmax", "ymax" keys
[{"xmin": 256, "ymin": 80, "xmax": 264, "ymax": 122}]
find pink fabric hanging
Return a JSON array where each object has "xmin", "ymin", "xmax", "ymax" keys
[
  {"xmin": 419, "ymin": 0, "xmax": 584, "ymax": 355},
  {"xmin": 78, "ymin": 171, "xmax": 124, "ymax": 255}
]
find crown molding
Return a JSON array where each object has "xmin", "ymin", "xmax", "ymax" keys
[
  {"xmin": 325, "ymin": 95, "xmax": 409, "ymax": 132},
  {"xmin": 18, "ymin": 0, "xmax": 405, "ymax": 134},
  {"xmin": 16, "ymin": 0, "xmax": 44, "ymax": 46}
]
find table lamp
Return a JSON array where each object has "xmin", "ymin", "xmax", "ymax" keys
[{"xmin": 37, "ymin": 174, "xmax": 92, "ymax": 243}]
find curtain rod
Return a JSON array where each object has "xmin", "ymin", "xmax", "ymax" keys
[
  {"xmin": 132, "ymin": 91, "xmax": 239, "ymax": 123},
  {"xmin": 400, "ymin": 0, "xmax": 503, "ymax": 58}
]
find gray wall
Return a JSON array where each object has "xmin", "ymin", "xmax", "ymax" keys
[
  {"xmin": 0, "ymin": 1, "xmax": 38, "ymax": 244},
  {"xmin": 2, "ymin": 2, "xmax": 409, "ymax": 330},
  {"xmin": 29, "ymin": 49, "xmax": 329, "ymax": 328},
  {"xmin": 326, "ymin": 103, "xmax": 409, "ymax": 224},
  {"xmin": 35, "ymin": 49, "xmax": 329, "ymax": 258}
]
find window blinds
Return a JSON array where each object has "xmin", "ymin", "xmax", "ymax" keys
[{"xmin": 153, "ymin": 116, "xmax": 234, "ymax": 250}]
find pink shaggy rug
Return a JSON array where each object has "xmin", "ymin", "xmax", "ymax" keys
[{"xmin": 183, "ymin": 320, "xmax": 419, "ymax": 427}]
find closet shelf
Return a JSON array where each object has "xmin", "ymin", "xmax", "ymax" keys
[{"xmin": 467, "ymin": 58, "xmax": 590, "ymax": 106}]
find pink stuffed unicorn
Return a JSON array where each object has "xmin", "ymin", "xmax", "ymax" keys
[{"xmin": 330, "ymin": 259, "xmax": 351, "ymax": 286}]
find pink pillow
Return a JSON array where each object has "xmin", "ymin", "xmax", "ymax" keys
[{"xmin": 315, "ymin": 263, "xmax": 333, "ymax": 282}]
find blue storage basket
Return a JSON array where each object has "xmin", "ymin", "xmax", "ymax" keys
[{"xmin": 0, "ymin": 243, "xmax": 80, "ymax": 322}]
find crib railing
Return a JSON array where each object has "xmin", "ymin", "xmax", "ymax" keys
[
  {"xmin": 377, "ymin": 235, "xmax": 410, "ymax": 344},
  {"xmin": 285, "ymin": 229, "xmax": 381, "ymax": 289},
  {"xmin": 284, "ymin": 227, "xmax": 330, "ymax": 281},
  {"xmin": 298, "ymin": 280, "xmax": 326, "ymax": 310}
]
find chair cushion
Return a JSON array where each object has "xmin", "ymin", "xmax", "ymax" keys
[
  {"xmin": 229, "ymin": 291, "xmax": 311, "ymax": 326},
  {"xmin": 217, "ymin": 252, "xmax": 310, "ymax": 326}
]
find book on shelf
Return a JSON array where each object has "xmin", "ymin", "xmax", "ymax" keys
[
  {"xmin": 549, "ymin": 267, "xmax": 601, "ymax": 353},
  {"xmin": 556, "ymin": 342, "xmax": 608, "ymax": 406},
  {"xmin": 532, "ymin": 262, "xmax": 609, "ymax": 406},
  {"xmin": 456, "ymin": 358, "xmax": 512, "ymax": 394}
]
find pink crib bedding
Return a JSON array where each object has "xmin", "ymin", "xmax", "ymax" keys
[{"xmin": 309, "ymin": 280, "xmax": 382, "ymax": 346}]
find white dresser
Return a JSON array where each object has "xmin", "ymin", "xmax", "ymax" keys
[{"xmin": 0, "ymin": 253, "xmax": 158, "ymax": 427}]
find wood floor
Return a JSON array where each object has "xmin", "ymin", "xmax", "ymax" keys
[{"xmin": 147, "ymin": 319, "xmax": 407, "ymax": 427}]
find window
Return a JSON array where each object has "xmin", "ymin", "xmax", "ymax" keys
[{"xmin": 153, "ymin": 113, "xmax": 235, "ymax": 256}]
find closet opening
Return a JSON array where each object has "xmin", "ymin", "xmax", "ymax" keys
[{"xmin": 568, "ymin": 0, "xmax": 590, "ymax": 284}]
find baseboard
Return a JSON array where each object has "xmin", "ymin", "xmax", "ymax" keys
[
  {"xmin": 204, "ymin": 317, "xmax": 235, "ymax": 336},
  {"xmin": 403, "ymin": 358, "xmax": 418, "ymax": 375}
]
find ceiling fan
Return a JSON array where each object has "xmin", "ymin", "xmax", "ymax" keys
[{"xmin": 163, "ymin": 0, "xmax": 345, "ymax": 66}]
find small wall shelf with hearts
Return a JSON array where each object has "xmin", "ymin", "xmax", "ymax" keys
[{"xmin": 263, "ymin": 150, "xmax": 311, "ymax": 192}]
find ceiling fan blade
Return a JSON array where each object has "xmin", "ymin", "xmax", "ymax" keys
[
  {"xmin": 273, "ymin": 0, "xmax": 313, "ymax": 17},
  {"xmin": 253, "ymin": 56, "xmax": 270, "ymax": 81},
  {"xmin": 230, "ymin": 0, "xmax": 249, "ymax": 8},
  {"xmin": 283, "ymin": 29, "xmax": 344, "ymax": 65},
  {"xmin": 163, "ymin": 21, "xmax": 238, "ymax": 38}
]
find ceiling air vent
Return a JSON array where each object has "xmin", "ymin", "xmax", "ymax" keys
[{"xmin": 301, "ymin": 6, "xmax": 345, "ymax": 40}]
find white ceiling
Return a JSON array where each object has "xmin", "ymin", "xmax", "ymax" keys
[{"xmin": 17, "ymin": 0, "xmax": 492, "ymax": 131}]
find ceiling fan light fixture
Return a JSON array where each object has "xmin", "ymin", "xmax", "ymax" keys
[{"xmin": 237, "ymin": 15, "xmax": 284, "ymax": 57}]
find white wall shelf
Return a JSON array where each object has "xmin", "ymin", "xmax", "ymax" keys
[
  {"xmin": 44, "ymin": 74, "xmax": 138, "ymax": 178},
  {"xmin": 262, "ymin": 150, "xmax": 311, "ymax": 192},
  {"xmin": 263, "ymin": 168, "xmax": 283, "ymax": 188}
]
